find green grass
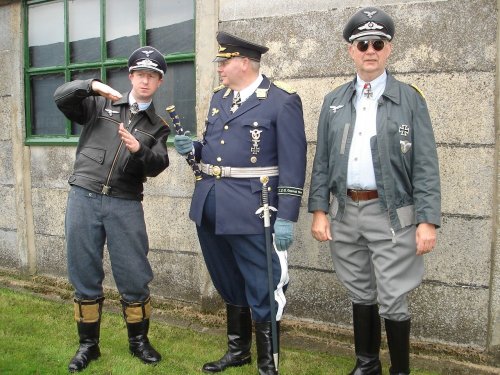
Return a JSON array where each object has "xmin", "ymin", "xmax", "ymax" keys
[{"xmin": 0, "ymin": 287, "xmax": 440, "ymax": 374}]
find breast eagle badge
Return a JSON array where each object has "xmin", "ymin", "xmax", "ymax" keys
[
  {"xmin": 104, "ymin": 108, "xmax": 119, "ymax": 116},
  {"xmin": 330, "ymin": 105, "xmax": 344, "ymax": 113}
]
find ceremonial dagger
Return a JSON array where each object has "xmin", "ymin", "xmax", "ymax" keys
[{"xmin": 165, "ymin": 105, "xmax": 202, "ymax": 181}]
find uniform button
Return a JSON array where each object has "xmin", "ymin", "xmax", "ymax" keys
[
  {"xmin": 224, "ymin": 125, "xmax": 229, "ymax": 130},
  {"xmin": 250, "ymin": 156, "xmax": 257, "ymax": 163},
  {"xmin": 217, "ymin": 157, "xmax": 222, "ymax": 162},
  {"xmin": 354, "ymin": 157, "xmax": 358, "ymax": 161},
  {"xmin": 359, "ymin": 132, "xmax": 362, "ymax": 136},
  {"xmin": 220, "ymin": 140, "xmax": 225, "ymax": 145},
  {"xmin": 253, "ymin": 122, "xmax": 258, "ymax": 127}
]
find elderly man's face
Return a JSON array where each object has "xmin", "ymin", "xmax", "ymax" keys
[
  {"xmin": 216, "ymin": 57, "xmax": 248, "ymax": 90},
  {"xmin": 348, "ymin": 39, "xmax": 392, "ymax": 81}
]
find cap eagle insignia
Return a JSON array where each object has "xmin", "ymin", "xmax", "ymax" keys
[
  {"xmin": 141, "ymin": 50, "xmax": 155, "ymax": 57},
  {"xmin": 363, "ymin": 10, "xmax": 377, "ymax": 18}
]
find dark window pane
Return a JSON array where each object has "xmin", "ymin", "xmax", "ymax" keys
[
  {"xmin": 146, "ymin": 20, "xmax": 194, "ymax": 55},
  {"xmin": 146, "ymin": 0, "xmax": 194, "ymax": 54},
  {"xmin": 106, "ymin": 0, "xmax": 140, "ymax": 59},
  {"xmin": 69, "ymin": 0, "xmax": 101, "ymax": 64},
  {"xmin": 70, "ymin": 70, "xmax": 101, "ymax": 135},
  {"xmin": 106, "ymin": 67, "xmax": 130, "ymax": 96},
  {"xmin": 156, "ymin": 61, "xmax": 196, "ymax": 133},
  {"xmin": 28, "ymin": 1, "xmax": 64, "ymax": 68},
  {"xmin": 31, "ymin": 74, "xmax": 66, "ymax": 135}
]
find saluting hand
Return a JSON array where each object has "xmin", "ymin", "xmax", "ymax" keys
[
  {"xmin": 118, "ymin": 123, "xmax": 141, "ymax": 153},
  {"xmin": 91, "ymin": 80, "xmax": 122, "ymax": 102}
]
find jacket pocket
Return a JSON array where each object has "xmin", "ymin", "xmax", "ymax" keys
[
  {"xmin": 396, "ymin": 204, "xmax": 415, "ymax": 228},
  {"xmin": 329, "ymin": 196, "xmax": 339, "ymax": 219},
  {"xmin": 79, "ymin": 147, "xmax": 106, "ymax": 164}
]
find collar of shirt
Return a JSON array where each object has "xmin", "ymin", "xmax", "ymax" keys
[
  {"xmin": 234, "ymin": 74, "xmax": 264, "ymax": 103},
  {"xmin": 128, "ymin": 93, "xmax": 151, "ymax": 111},
  {"xmin": 355, "ymin": 70, "xmax": 387, "ymax": 103}
]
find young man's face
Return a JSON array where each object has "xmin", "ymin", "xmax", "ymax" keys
[{"xmin": 129, "ymin": 70, "xmax": 163, "ymax": 102}]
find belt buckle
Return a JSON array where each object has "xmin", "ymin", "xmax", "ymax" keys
[{"xmin": 212, "ymin": 165, "xmax": 222, "ymax": 178}]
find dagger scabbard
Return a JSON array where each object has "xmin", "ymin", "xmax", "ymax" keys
[
  {"xmin": 259, "ymin": 176, "xmax": 279, "ymax": 370},
  {"xmin": 166, "ymin": 105, "xmax": 202, "ymax": 181}
]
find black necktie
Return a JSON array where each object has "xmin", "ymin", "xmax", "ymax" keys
[
  {"xmin": 130, "ymin": 102, "xmax": 140, "ymax": 115},
  {"xmin": 230, "ymin": 92, "xmax": 241, "ymax": 113}
]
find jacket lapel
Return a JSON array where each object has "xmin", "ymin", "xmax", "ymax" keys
[{"xmin": 220, "ymin": 87, "xmax": 233, "ymax": 119}]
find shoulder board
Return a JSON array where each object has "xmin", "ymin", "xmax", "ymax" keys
[
  {"xmin": 213, "ymin": 84, "xmax": 225, "ymax": 93},
  {"xmin": 410, "ymin": 84, "xmax": 426, "ymax": 99},
  {"xmin": 273, "ymin": 81, "xmax": 296, "ymax": 94}
]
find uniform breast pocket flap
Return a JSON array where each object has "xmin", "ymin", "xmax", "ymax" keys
[
  {"xmin": 243, "ymin": 119, "xmax": 271, "ymax": 130},
  {"xmin": 79, "ymin": 147, "xmax": 106, "ymax": 165}
]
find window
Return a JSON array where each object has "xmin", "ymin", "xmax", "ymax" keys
[{"xmin": 24, "ymin": 0, "xmax": 196, "ymax": 145}]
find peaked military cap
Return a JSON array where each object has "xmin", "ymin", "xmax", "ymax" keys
[
  {"xmin": 343, "ymin": 7, "xmax": 395, "ymax": 42},
  {"xmin": 214, "ymin": 31, "xmax": 269, "ymax": 62},
  {"xmin": 128, "ymin": 46, "xmax": 167, "ymax": 77}
]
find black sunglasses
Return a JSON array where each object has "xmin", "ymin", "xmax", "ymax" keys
[{"xmin": 354, "ymin": 40, "xmax": 387, "ymax": 52}]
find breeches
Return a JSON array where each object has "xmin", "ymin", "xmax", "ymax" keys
[
  {"xmin": 65, "ymin": 185, "xmax": 153, "ymax": 302},
  {"xmin": 329, "ymin": 198, "xmax": 423, "ymax": 321}
]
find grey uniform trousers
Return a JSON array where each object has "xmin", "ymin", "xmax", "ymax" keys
[{"xmin": 329, "ymin": 197, "xmax": 423, "ymax": 321}]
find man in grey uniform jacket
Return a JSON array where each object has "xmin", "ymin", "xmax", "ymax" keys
[{"xmin": 308, "ymin": 7, "xmax": 440, "ymax": 375}]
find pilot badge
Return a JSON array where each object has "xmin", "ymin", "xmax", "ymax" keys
[
  {"xmin": 250, "ymin": 129, "xmax": 262, "ymax": 155},
  {"xmin": 400, "ymin": 140, "xmax": 412, "ymax": 154}
]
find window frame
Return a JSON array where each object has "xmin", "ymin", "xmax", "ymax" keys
[{"xmin": 23, "ymin": 0, "xmax": 195, "ymax": 146}]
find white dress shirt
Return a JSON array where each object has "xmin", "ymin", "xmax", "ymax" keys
[
  {"xmin": 233, "ymin": 74, "xmax": 264, "ymax": 104},
  {"xmin": 346, "ymin": 71, "xmax": 387, "ymax": 190}
]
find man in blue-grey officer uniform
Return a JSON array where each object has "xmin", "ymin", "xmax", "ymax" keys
[
  {"xmin": 309, "ymin": 7, "xmax": 440, "ymax": 375},
  {"xmin": 174, "ymin": 31, "xmax": 306, "ymax": 374},
  {"xmin": 54, "ymin": 46, "xmax": 169, "ymax": 372}
]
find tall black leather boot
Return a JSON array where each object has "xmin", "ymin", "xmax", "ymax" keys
[
  {"xmin": 122, "ymin": 298, "xmax": 161, "ymax": 365},
  {"xmin": 68, "ymin": 297, "xmax": 104, "ymax": 373},
  {"xmin": 202, "ymin": 304, "xmax": 252, "ymax": 373},
  {"xmin": 255, "ymin": 321, "xmax": 279, "ymax": 375},
  {"xmin": 385, "ymin": 318, "xmax": 411, "ymax": 375},
  {"xmin": 349, "ymin": 304, "xmax": 382, "ymax": 375}
]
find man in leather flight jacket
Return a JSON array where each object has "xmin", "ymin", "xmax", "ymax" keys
[{"xmin": 54, "ymin": 46, "xmax": 169, "ymax": 373}]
